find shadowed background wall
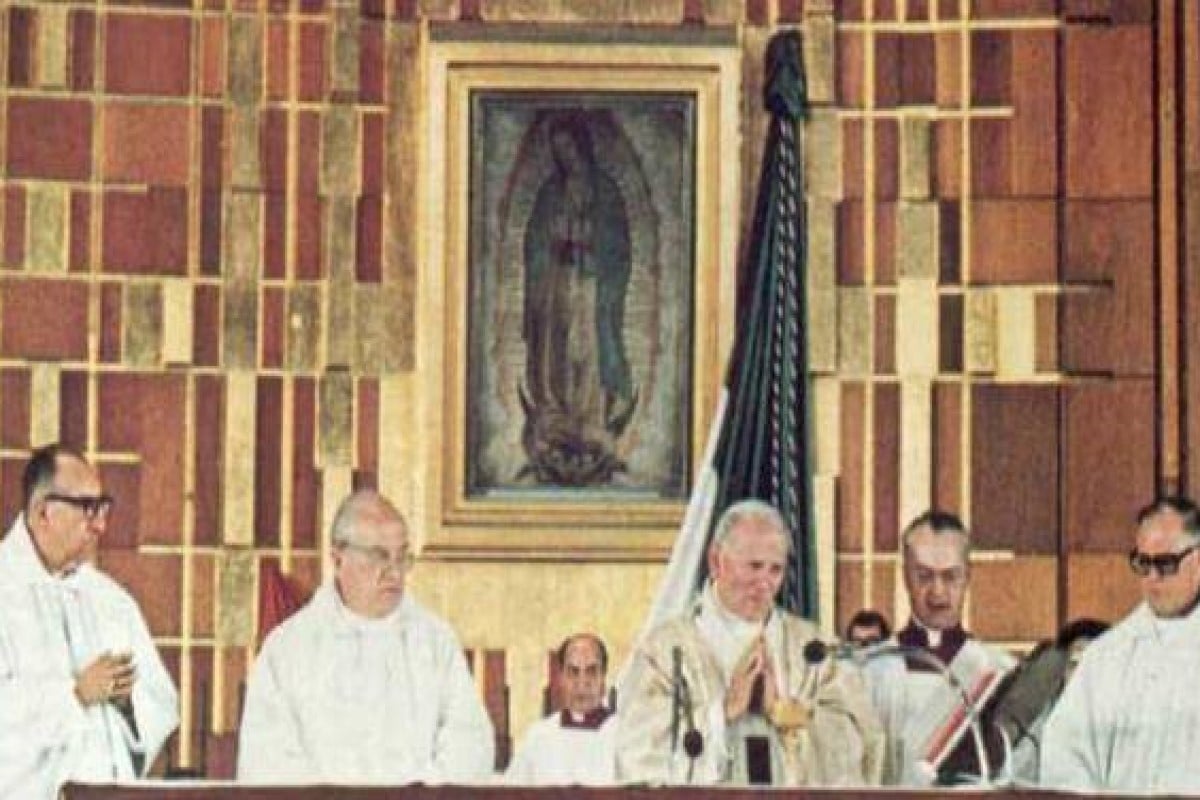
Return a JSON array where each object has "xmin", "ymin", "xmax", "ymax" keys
[{"xmin": 2, "ymin": 0, "xmax": 1198, "ymax": 774}]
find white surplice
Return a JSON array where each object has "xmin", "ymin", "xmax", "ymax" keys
[
  {"xmin": 504, "ymin": 712, "xmax": 616, "ymax": 785},
  {"xmin": 0, "ymin": 515, "xmax": 179, "ymax": 800},
  {"xmin": 1040, "ymin": 601, "xmax": 1200, "ymax": 793},
  {"xmin": 237, "ymin": 583, "xmax": 494, "ymax": 784}
]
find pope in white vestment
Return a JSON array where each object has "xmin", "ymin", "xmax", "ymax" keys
[
  {"xmin": 616, "ymin": 501, "xmax": 885, "ymax": 787},
  {"xmin": 0, "ymin": 446, "xmax": 179, "ymax": 800},
  {"xmin": 1040, "ymin": 498, "xmax": 1200, "ymax": 793},
  {"xmin": 237, "ymin": 491, "xmax": 494, "ymax": 784}
]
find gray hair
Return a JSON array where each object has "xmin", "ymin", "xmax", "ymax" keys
[
  {"xmin": 1136, "ymin": 496, "xmax": 1200, "ymax": 544},
  {"xmin": 900, "ymin": 509, "xmax": 971, "ymax": 561},
  {"xmin": 330, "ymin": 490, "xmax": 403, "ymax": 546},
  {"xmin": 711, "ymin": 499, "xmax": 792, "ymax": 555}
]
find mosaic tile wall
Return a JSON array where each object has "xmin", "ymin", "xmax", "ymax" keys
[{"xmin": 0, "ymin": 0, "xmax": 1174, "ymax": 771}]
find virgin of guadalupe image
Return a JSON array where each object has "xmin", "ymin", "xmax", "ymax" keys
[{"xmin": 519, "ymin": 114, "xmax": 639, "ymax": 486}]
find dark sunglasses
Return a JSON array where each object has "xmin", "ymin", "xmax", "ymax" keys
[
  {"xmin": 45, "ymin": 492, "xmax": 114, "ymax": 520},
  {"xmin": 1128, "ymin": 544, "xmax": 1199, "ymax": 577}
]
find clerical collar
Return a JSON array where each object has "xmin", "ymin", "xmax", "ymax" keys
[
  {"xmin": 897, "ymin": 620, "xmax": 969, "ymax": 672},
  {"xmin": 559, "ymin": 706, "xmax": 612, "ymax": 730}
]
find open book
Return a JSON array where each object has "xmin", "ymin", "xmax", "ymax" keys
[{"xmin": 912, "ymin": 645, "xmax": 1012, "ymax": 781}]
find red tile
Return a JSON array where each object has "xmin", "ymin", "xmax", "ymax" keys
[
  {"xmin": 360, "ymin": 20, "xmax": 385, "ymax": 104},
  {"xmin": 0, "ymin": 279, "xmax": 89, "ymax": 360},
  {"xmin": 69, "ymin": 192, "xmax": 91, "ymax": 273},
  {"xmin": 102, "ymin": 187, "xmax": 188, "ymax": 275},
  {"xmin": 356, "ymin": 196, "xmax": 382, "ymax": 283},
  {"xmin": 102, "ymin": 102, "xmax": 191, "ymax": 186},
  {"xmin": 0, "ymin": 459, "xmax": 25, "ymax": 525},
  {"xmin": 874, "ymin": 383, "xmax": 900, "ymax": 551},
  {"xmin": 899, "ymin": 33, "xmax": 936, "ymax": 105},
  {"xmin": 59, "ymin": 371, "xmax": 89, "ymax": 449},
  {"xmin": 7, "ymin": 98, "xmax": 93, "ymax": 180},
  {"xmin": 267, "ymin": 20, "xmax": 289, "ymax": 101},
  {"xmin": 874, "ymin": 294, "xmax": 895, "ymax": 374},
  {"xmin": 193, "ymin": 375, "xmax": 223, "ymax": 546},
  {"xmin": 105, "ymin": 13, "xmax": 192, "ymax": 96},
  {"xmin": 255, "ymin": 376, "xmax": 283, "ymax": 547},
  {"xmin": 97, "ymin": 462, "xmax": 141, "ymax": 549},
  {"xmin": 971, "ymin": 30, "xmax": 1011, "ymax": 105},
  {"xmin": 297, "ymin": 22, "xmax": 327, "ymax": 102},
  {"xmin": 201, "ymin": 190, "xmax": 223, "ymax": 277},
  {"xmin": 8, "ymin": 7, "xmax": 33, "ymax": 88},
  {"xmin": 0, "ymin": 369, "xmax": 31, "ymax": 449},
  {"xmin": 102, "ymin": 551, "xmax": 181, "ymax": 637},
  {"xmin": 201, "ymin": 17, "xmax": 226, "ymax": 98},
  {"xmin": 193, "ymin": 284, "xmax": 221, "ymax": 367},
  {"xmin": 264, "ymin": 192, "xmax": 286, "ymax": 280},
  {"xmin": 295, "ymin": 203, "xmax": 323, "ymax": 279},
  {"xmin": 3, "ymin": 186, "xmax": 25, "ymax": 268},
  {"xmin": 362, "ymin": 112, "xmax": 384, "ymax": 195},
  {"xmin": 261, "ymin": 107, "xmax": 287, "ymax": 192},
  {"xmin": 875, "ymin": 35, "xmax": 900, "ymax": 108},
  {"xmin": 932, "ymin": 382, "xmax": 961, "ymax": 514},
  {"xmin": 262, "ymin": 286, "xmax": 285, "ymax": 368},
  {"xmin": 70, "ymin": 10, "xmax": 96, "ymax": 91},
  {"xmin": 837, "ymin": 382, "xmax": 865, "ymax": 552},
  {"xmin": 291, "ymin": 378, "xmax": 319, "ymax": 548},
  {"xmin": 357, "ymin": 377, "xmax": 378, "ymax": 480},
  {"xmin": 99, "ymin": 282, "xmax": 122, "ymax": 363}
]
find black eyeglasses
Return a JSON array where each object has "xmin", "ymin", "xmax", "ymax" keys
[
  {"xmin": 1128, "ymin": 544, "xmax": 1199, "ymax": 577},
  {"xmin": 45, "ymin": 493, "xmax": 114, "ymax": 520}
]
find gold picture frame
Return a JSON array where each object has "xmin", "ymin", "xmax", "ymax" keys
[{"xmin": 418, "ymin": 26, "xmax": 741, "ymax": 561}]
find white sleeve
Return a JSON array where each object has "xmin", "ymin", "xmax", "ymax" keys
[
  {"xmin": 122, "ymin": 600, "xmax": 180, "ymax": 772},
  {"xmin": 427, "ymin": 634, "xmax": 495, "ymax": 782},
  {"xmin": 1038, "ymin": 662, "xmax": 1103, "ymax": 790}
]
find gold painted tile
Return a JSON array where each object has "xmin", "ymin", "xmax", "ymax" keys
[
  {"xmin": 332, "ymin": 4, "xmax": 359, "ymax": 97},
  {"xmin": 386, "ymin": 24, "xmax": 421, "ymax": 286},
  {"xmin": 896, "ymin": 201, "xmax": 938, "ymax": 280},
  {"xmin": 229, "ymin": 107, "xmax": 261, "ymax": 191},
  {"xmin": 379, "ymin": 374, "xmax": 421, "ymax": 544},
  {"xmin": 223, "ymin": 283, "xmax": 258, "ymax": 369},
  {"xmin": 224, "ymin": 191, "xmax": 261, "ymax": 281},
  {"xmin": 813, "ymin": 474, "xmax": 836, "ymax": 638},
  {"xmin": 319, "ymin": 368, "xmax": 353, "ymax": 467},
  {"xmin": 227, "ymin": 15, "xmax": 263, "ymax": 106},
  {"xmin": 811, "ymin": 376, "xmax": 840, "ymax": 475},
  {"xmin": 805, "ymin": 110, "xmax": 841, "ymax": 200},
  {"xmin": 326, "ymin": 200, "xmax": 356, "ymax": 369},
  {"xmin": 803, "ymin": 9, "xmax": 835, "ymax": 105},
  {"xmin": 895, "ymin": 278, "xmax": 938, "ymax": 377},
  {"xmin": 322, "ymin": 107, "xmax": 360, "ymax": 198},
  {"xmin": 37, "ymin": 6, "xmax": 69, "ymax": 89},
  {"xmin": 995, "ymin": 287, "xmax": 1036, "ymax": 379},
  {"xmin": 382, "ymin": 283, "xmax": 415, "ymax": 373},
  {"xmin": 900, "ymin": 117, "xmax": 931, "ymax": 200},
  {"xmin": 701, "ymin": 0, "xmax": 742, "ymax": 24},
  {"xmin": 30, "ymin": 363, "xmax": 60, "ymax": 447},
  {"xmin": 287, "ymin": 285, "xmax": 322, "ymax": 373},
  {"xmin": 837, "ymin": 287, "xmax": 871, "ymax": 376},
  {"xmin": 162, "ymin": 279, "xmax": 194, "ymax": 366},
  {"xmin": 26, "ymin": 183, "xmax": 67, "ymax": 273},
  {"xmin": 222, "ymin": 371, "xmax": 257, "ymax": 546},
  {"xmin": 124, "ymin": 282, "xmax": 163, "ymax": 368},
  {"xmin": 809, "ymin": 288, "xmax": 837, "ymax": 374},
  {"xmin": 320, "ymin": 465, "xmax": 353, "ymax": 575},
  {"xmin": 899, "ymin": 377, "xmax": 932, "ymax": 525},
  {"xmin": 964, "ymin": 289, "xmax": 997, "ymax": 375},
  {"xmin": 354, "ymin": 284, "xmax": 384, "ymax": 375},
  {"xmin": 216, "ymin": 548, "xmax": 255, "ymax": 646}
]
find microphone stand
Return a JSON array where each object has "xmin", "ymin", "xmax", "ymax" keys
[
  {"xmin": 645, "ymin": 646, "xmax": 705, "ymax": 783},
  {"xmin": 829, "ymin": 641, "xmax": 996, "ymax": 786}
]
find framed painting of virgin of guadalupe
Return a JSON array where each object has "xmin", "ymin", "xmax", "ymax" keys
[{"xmin": 420, "ymin": 28, "xmax": 741, "ymax": 559}]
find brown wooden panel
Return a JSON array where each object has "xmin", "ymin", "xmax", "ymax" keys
[
  {"xmin": 970, "ymin": 557, "xmax": 1057, "ymax": 641},
  {"xmin": 935, "ymin": 31, "xmax": 961, "ymax": 109},
  {"xmin": 1065, "ymin": 24, "xmax": 1154, "ymax": 199},
  {"xmin": 874, "ymin": 295, "xmax": 895, "ymax": 375},
  {"xmin": 254, "ymin": 376, "xmax": 282, "ymax": 547},
  {"xmin": 970, "ymin": 118, "xmax": 1013, "ymax": 198},
  {"xmin": 100, "ymin": 550, "xmax": 182, "ymax": 637},
  {"xmin": 0, "ymin": 368, "xmax": 31, "ymax": 450},
  {"xmin": 875, "ymin": 35, "xmax": 900, "ymax": 109},
  {"xmin": 970, "ymin": 200, "xmax": 1057, "ymax": 284},
  {"xmin": 938, "ymin": 295, "xmax": 963, "ymax": 373},
  {"xmin": 932, "ymin": 119, "xmax": 961, "ymax": 199},
  {"xmin": 874, "ymin": 383, "xmax": 900, "ymax": 552},
  {"xmin": 1010, "ymin": 29, "xmax": 1059, "ymax": 197},
  {"xmin": 932, "ymin": 382, "xmax": 962, "ymax": 514},
  {"xmin": 899, "ymin": 33, "xmax": 936, "ymax": 105},
  {"xmin": 1063, "ymin": 380, "xmax": 1155, "ymax": 551},
  {"xmin": 837, "ymin": 30, "xmax": 866, "ymax": 109},
  {"xmin": 1061, "ymin": 200, "xmax": 1154, "ymax": 375},
  {"xmin": 1065, "ymin": 553, "xmax": 1141, "ymax": 625},
  {"xmin": 837, "ymin": 381, "xmax": 865, "ymax": 553},
  {"xmin": 970, "ymin": 384, "xmax": 1058, "ymax": 554},
  {"xmin": 971, "ymin": 30, "xmax": 1011, "ymax": 106}
]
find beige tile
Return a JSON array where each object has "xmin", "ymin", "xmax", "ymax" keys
[
  {"xmin": 896, "ymin": 201, "xmax": 938, "ymax": 280},
  {"xmin": 124, "ymin": 282, "xmax": 163, "ymax": 368},
  {"xmin": 900, "ymin": 116, "xmax": 931, "ymax": 200},
  {"xmin": 26, "ymin": 183, "xmax": 67, "ymax": 273},
  {"xmin": 804, "ymin": 11, "xmax": 835, "ymax": 105},
  {"xmin": 805, "ymin": 109, "xmax": 842, "ymax": 200},
  {"xmin": 222, "ymin": 283, "xmax": 258, "ymax": 369},
  {"xmin": 964, "ymin": 290, "xmax": 997, "ymax": 374},
  {"xmin": 37, "ymin": 6, "xmax": 69, "ymax": 89},
  {"xmin": 222, "ymin": 371, "xmax": 256, "ymax": 545},
  {"xmin": 30, "ymin": 363, "xmax": 60, "ymax": 447},
  {"xmin": 228, "ymin": 15, "xmax": 263, "ymax": 105},
  {"xmin": 895, "ymin": 278, "xmax": 938, "ymax": 376},
  {"xmin": 322, "ymin": 107, "xmax": 360, "ymax": 197},
  {"xmin": 162, "ymin": 279, "xmax": 194, "ymax": 366},
  {"xmin": 838, "ymin": 287, "xmax": 871, "ymax": 375},
  {"xmin": 319, "ymin": 368, "xmax": 353, "ymax": 468},
  {"xmin": 331, "ymin": 4, "xmax": 359, "ymax": 97},
  {"xmin": 995, "ymin": 287, "xmax": 1036, "ymax": 379},
  {"xmin": 216, "ymin": 548, "xmax": 255, "ymax": 646},
  {"xmin": 224, "ymin": 190, "xmax": 261, "ymax": 281},
  {"xmin": 899, "ymin": 377, "xmax": 932, "ymax": 525}
]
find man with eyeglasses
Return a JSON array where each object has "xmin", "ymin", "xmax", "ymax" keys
[
  {"xmin": 237, "ymin": 489, "xmax": 494, "ymax": 784},
  {"xmin": 1040, "ymin": 496, "xmax": 1200, "ymax": 793},
  {"xmin": 0, "ymin": 443, "xmax": 179, "ymax": 799},
  {"xmin": 864, "ymin": 510, "xmax": 1014, "ymax": 786}
]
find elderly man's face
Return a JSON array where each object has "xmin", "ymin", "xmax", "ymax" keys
[
  {"xmin": 333, "ymin": 504, "xmax": 411, "ymax": 619},
  {"xmin": 560, "ymin": 636, "xmax": 606, "ymax": 718},
  {"xmin": 709, "ymin": 516, "xmax": 787, "ymax": 623},
  {"xmin": 1134, "ymin": 509, "xmax": 1200, "ymax": 619},
  {"xmin": 904, "ymin": 525, "xmax": 969, "ymax": 631},
  {"xmin": 31, "ymin": 454, "xmax": 111, "ymax": 574}
]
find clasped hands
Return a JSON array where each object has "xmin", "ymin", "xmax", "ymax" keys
[
  {"xmin": 74, "ymin": 651, "xmax": 136, "ymax": 708},
  {"xmin": 724, "ymin": 637, "xmax": 811, "ymax": 733}
]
